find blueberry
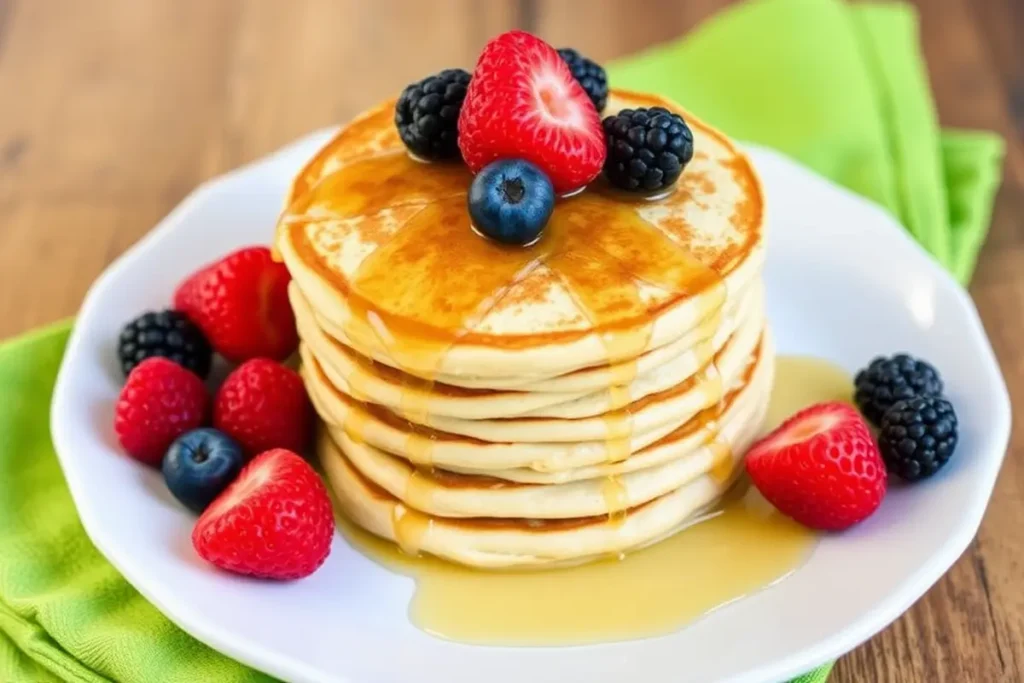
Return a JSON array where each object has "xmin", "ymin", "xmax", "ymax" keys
[
  {"xmin": 162, "ymin": 428, "xmax": 244, "ymax": 513},
  {"xmin": 468, "ymin": 159, "xmax": 555, "ymax": 246}
]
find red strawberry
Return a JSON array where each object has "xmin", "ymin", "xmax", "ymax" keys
[
  {"xmin": 173, "ymin": 246, "xmax": 297, "ymax": 363},
  {"xmin": 114, "ymin": 358, "xmax": 209, "ymax": 466},
  {"xmin": 745, "ymin": 402, "xmax": 887, "ymax": 531},
  {"xmin": 458, "ymin": 30, "xmax": 606, "ymax": 194},
  {"xmin": 192, "ymin": 449, "xmax": 334, "ymax": 580},
  {"xmin": 213, "ymin": 358, "xmax": 311, "ymax": 456}
]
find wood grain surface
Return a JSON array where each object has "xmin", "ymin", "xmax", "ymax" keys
[{"xmin": 1, "ymin": 1, "xmax": 1021, "ymax": 681}]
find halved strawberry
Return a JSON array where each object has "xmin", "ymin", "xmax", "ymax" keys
[
  {"xmin": 192, "ymin": 449, "xmax": 334, "ymax": 580},
  {"xmin": 745, "ymin": 402, "xmax": 887, "ymax": 531},
  {"xmin": 458, "ymin": 30, "xmax": 606, "ymax": 194}
]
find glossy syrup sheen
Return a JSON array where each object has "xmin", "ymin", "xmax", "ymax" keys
[
  {"xmin": 299, "ymin": 151, "xmax": 726, "ymax": 358},
  {"xmin": 337, "ymin": 354, "xmax": 853, "ymax": 646},
  {"xmin": 288, "ymin": 149, "xmax": 731, "ymax": 525}
]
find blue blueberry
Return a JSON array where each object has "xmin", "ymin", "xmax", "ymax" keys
[
  {"xmin": 162, "ymin": 428, "xmax": 244, "ymax": 513},
  {"xmin": 468, "ymin": 159, "xmax": 555, "ymax": 246}
]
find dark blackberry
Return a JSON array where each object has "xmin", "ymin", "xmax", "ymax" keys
[
  {"xmin": 557, "ymin": 48, "xmax": 608, "ymax": 112},
  {"xmin": 395, "ymin": 68, "xmax": 471, "ymax": 161},
  {"xmin": 854, "ymin": 354, "xmax": 943, "ymax": 425},
  {"xmin": 879, "ymin": 396, "xmax": 958, "ymax": 481},
  {"xmin": 601, "ymin": 107, "xmax": 694, "ymax": 192},
  {"xmin": 118, "ymin": 310, "xmax": 212, "ymax": 379}
]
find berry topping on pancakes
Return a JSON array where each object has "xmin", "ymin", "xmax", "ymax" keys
[{"xmin": 458, "ymin": 31, "xmax": 605, "ymax": 194}]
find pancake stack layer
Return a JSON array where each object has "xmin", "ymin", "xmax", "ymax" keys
[{"xmin": 276, "ymin": 90, "xmax": 770, "ymax": 569}]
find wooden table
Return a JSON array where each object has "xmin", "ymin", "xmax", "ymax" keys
[{"xmin": 1, "ymin": 1, "xmax": 1020, "ymax": 680}]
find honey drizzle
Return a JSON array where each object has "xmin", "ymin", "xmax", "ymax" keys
[
  {"xmin": 601, "ymin": 475, "xmax": 629, "ymax": 527},
  {"xmin": 544, "ymin": 191, "xmax": 724, "ymax": 521},
  {"xmin": 404, "ymin": 468, "xmax": 435, "ymax": 514},
  {"xmin": 292, "ymin": 151, "xmax": 727, "ymax": 531},
  {"xmin": 334, "ymin": 355, "xmax": 849, "ymax": 647},
  {"xmin": 343, "ymin": 407, "xmax": 371, "ymax": 445},
  {"xmin": 696, "ymin": 353, "xmax": 731, "ymax": 483},
  {"xmin": 391, "ymin": 503, "xmax": 432, "ymax": 556},
  {"xmin": 705, "ymin": 416, "xmax": 734, "ymax": 484}
]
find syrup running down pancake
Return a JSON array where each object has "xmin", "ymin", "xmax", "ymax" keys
[{"xmin": 276, "ymin": 89, "xmax": 768, "ymax": 568}]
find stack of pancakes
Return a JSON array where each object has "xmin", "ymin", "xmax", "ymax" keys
[{"xmin": 276, "ymin": 90, "xmax": 770, "ymax": 569}]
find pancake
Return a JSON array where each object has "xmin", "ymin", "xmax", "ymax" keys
[
  {"xmin": 283, "ymin": 88, "xmax": 771, "ymax": 569},
  {"xmin": 321, "ymin": 438, "xmax": 745, "ymax": 569},
  {"xmin": 295, "ymin": 278, "xmax": 763, "ymax": 420},
  {"xmin": 434, "ymin": 347, "xmax": 772, "ymax": 484},
  {"xmin": 308, "ymin": 302, "xmax": 763, "ymax": 444},
  {"xmin": 302, "ymin": 261, "xmax": 753, "ymax": 394},
  {"xmin": 276, "ymin": 90, "xmax": 765, "ymax": 381},
  {"xmin": 302, "ymin": 326, "xmax": 765, "ymax": 472},
  {"xmin": 319, "ymin": 341, "xmax": 772, "ymax": 520}
]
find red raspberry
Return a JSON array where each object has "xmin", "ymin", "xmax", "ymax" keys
[
  {"xmin": 173, "ymin": 246, "xmax": 297, "ymax": 363},
  {"xmin": 458, "ymin": 30, "xmax": 606, "ymax": 194},
  {"xmin": 746, "ymin": 402, "xmax": 888, "ymax": 531},
  {"xmin": 114, "ymin": 358, "xmax": 209, "ymax": 466},
  {"xmin": 192, "ymin": 449, "xmax": 334, "ymax": 580},
  {"xmin": 213, "ymin": 358, "xmax": 311, "ymax": 456}
]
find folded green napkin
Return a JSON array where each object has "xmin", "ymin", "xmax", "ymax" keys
[
  {"xmin": 0, "ymin": 323, "xmax": 274, "ymax": 683},
  {"xmin": 0, "ymin": 1, "xmax": 1004, "ymax": 681},
  {"xmin": 609, "ymin": 0, "xmax": 1004, "ymax": 285}
]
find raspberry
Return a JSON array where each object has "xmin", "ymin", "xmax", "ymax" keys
[
  {"xmin": 113, "ymin": 358, "xmax": 209, "ymax": 466},
  {"xmin": 213, "ymin": 358, "xmax": 312, "ymax": 456},
  {"xmin": 174, "ymin": 246, "xmax": 297, "ymax": 363}
]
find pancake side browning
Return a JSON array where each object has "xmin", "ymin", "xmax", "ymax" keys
[{"xmin": 281, "ymin": 89, "xmax": 771, "ymax": 568}]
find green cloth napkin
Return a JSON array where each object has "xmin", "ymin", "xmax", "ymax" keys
[
  {"xmin": 0, "ymin": 0, "xmax": 1004, "ymax": 681},
  {"xmin": 609, "ymin": 0, "xmax": 1004, "ymax": 285},
  {"xmin": 0, "ymin": 323, "xmax": 274, "ymax": 683}
]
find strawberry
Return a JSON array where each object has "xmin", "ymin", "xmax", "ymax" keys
[
  {"xmin": 114, "ymin": 358, "xmax": 209, "ymax": 466},
  {"xmin": 213, "ymin": 358, "xmax": 312, "ymax": 457},
  {"xmin": 173, "ymin": 246, "xmax": 297, "ymax": 363},
  {"xmin": 458, "ymin": 30, "xmax": 606, "ymax": 194},
  {"xmin": 192, "ymin": 449, "xmax": 334, "ymax": 580},
  {"xmin": 745, "ymin": 402, "xmax": 887, "ymax": 531}
]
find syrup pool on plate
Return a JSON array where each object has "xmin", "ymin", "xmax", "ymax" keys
[{"xmin": 336, "ymin": 353, "xmax": 853, "ymax": 646}]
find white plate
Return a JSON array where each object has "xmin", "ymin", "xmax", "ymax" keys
[{"xmin": 51, "ymin": 131, "xmax": 1011, "ymax": 683}]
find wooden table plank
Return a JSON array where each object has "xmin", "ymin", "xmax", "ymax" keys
[
  {"xmin": 913, "ymin": 0, "xmax": 1024, "ymax": 186},
  {"xmin": 213, "ymin": 0, "xmax": 519, "ymax": 167},
  {"xmin": 0, "ymin": 0, "xmax": 518, "ymax": 338},
  {"xmin": 833, "ymin": 1, "xmax": 1024, "ymax": 680},
  {"xmin": 921, "ymin": 2, "xmax": 1024, "ymax": 679},
  {"xmin": 0, "ymin": 1, "xmax": 1020, "ymax": 681},
  {"xmin": 529, "ymin": 0, "xmax": 720, "ymax": 54},
  {"xmin": 968, "ymin": 0, "xmax": 1024, "ymax": 149},
  {"xmin": 0, "ymin": 0, "xmax": 244, "ymax": 335}
]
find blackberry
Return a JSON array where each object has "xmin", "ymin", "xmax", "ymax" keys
[
  {"xmin": 557, "ymin": 48, "xmax": 608, "ymax": 112},
  {"xmin": 118, "ymin": 310, "xmax": 212, "ymax": 379},
  {"xmin": 601, "ymin": 107, "xmax": 694, "ymax": 192},
  {"xmin": 395, "ymin": 68, "xmax": 471, "ymax": 161},
  {"xmin": 879, "ymin": 396, "xmax": 958, "ymax": 481},
  {"xmin": 854, "ymin": 354, "xmax": 943, "ymax": 425}
]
